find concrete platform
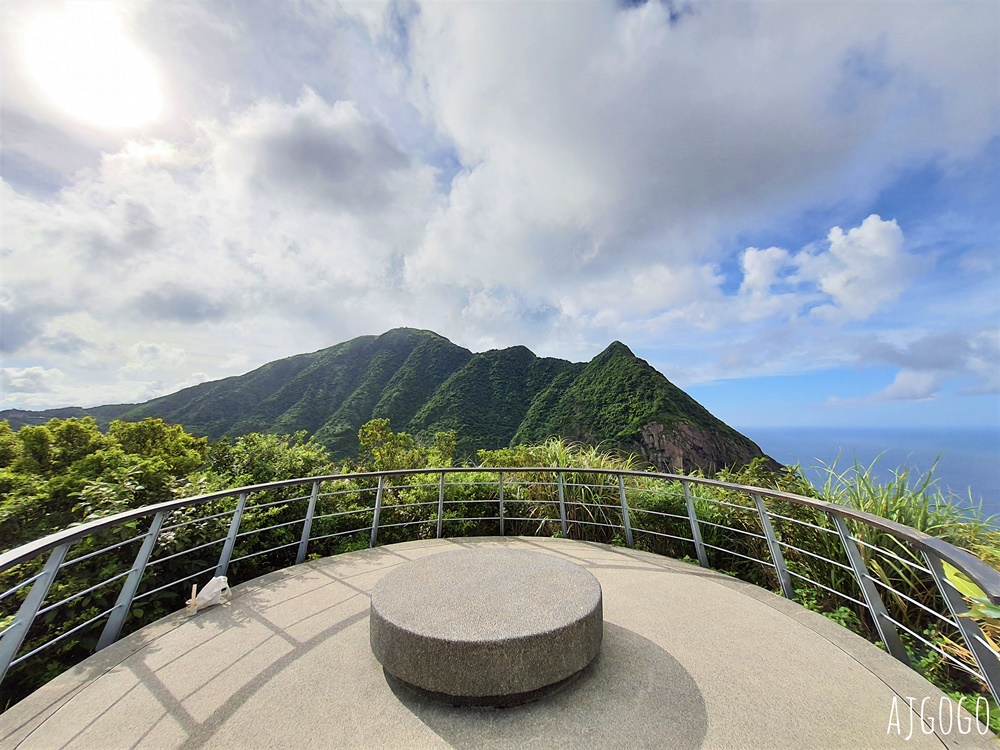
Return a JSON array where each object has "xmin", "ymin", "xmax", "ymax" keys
[
  {"xmin": 1, "ymin": 537, "xmax": 996, "ymax": 749},
  {"xmin": 370, "ymin": 548, "xmax": 603, "ymax": 702}
]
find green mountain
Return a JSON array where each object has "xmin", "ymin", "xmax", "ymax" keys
[{"xmin": 0, "ymin": 328, "xmax": 774, "ymax": 473}]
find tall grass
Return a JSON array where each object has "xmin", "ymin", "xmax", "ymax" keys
[{"xmin": 815, "ymin": 455, "xmax": 998, "ymax": 562}]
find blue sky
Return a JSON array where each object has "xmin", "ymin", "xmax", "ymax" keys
[{"xmin": 1, "ymin": 0, "xmax": 998, "ymax": 430}]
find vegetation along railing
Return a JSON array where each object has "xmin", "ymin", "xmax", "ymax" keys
[{"xmin": 1, "ymin": 467, "xmax": 998, "ymax": 709}]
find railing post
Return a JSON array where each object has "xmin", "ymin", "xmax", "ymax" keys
[
  {"xmin": 0, "ymin": 543, "xmax": 69, "ymax": 684},
  {"xmin": 833, "ymin": 514, "xmax": 910, "ymax": 665},
  {"xmin": 557, "ymin": 471, "xmax": 568, "ymax": 538},
  {"xmin": 752, "ymin": 494, "xmax": 794, "ymax": 599},
  {"xmin": 924, "ymin": 550, "xmax": 1000, "ymax": 704},
  {"xmin": 370, "ymin": 475, "xmax": 385, "ymax": 548},
  {"xmin": 436, "ymin": 473, "xmax": 445, "ymax": 539},
  {"xmin": 97, "ymin": 511, "xmax": 166, "ymax": 650},
  {"xmin": 499, "ymin": 472, "xmax": 505, "ymax": 537},
  {"xmin": 216, "ymin": 492, "xmax": 248, "ymax": 578},
  {"xmin": 617, "ymin": 475, "xmax": 633, "ymax": 548},
  {"xmin": 682, "ymin": 481, "xmax": 708, "ymax": 567},
  {"xmin": 295, "ymin": 482, "xmax": 320, "ymax": 565}
]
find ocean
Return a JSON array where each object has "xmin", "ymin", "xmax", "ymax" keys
[{"xmin": 742, "ymin": 427, "xmax": 1000, "ymax": 518}]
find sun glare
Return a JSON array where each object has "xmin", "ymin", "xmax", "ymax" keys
[{"xmin": 23, "ymin": 3, "xmax": 163, "ymax": 129}]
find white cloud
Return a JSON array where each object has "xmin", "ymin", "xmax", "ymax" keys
[
  {"xmin": 211, "ymin": 90, "xmax": 431, "ymax": 215},
  {"xmin": 826, "ymin": 329, "xmax": 998, "ymax": 403},
  {"xmin": 1, "ymin": 366, "xmax": 65, "ymax": 394},
  {"xmin": 796, "ymin": 215, "xmax": 909, "ymax": 320},
  {"xmin": 963, "ymin": 331, "xmax": 1000, "ymax": 396},
  {"xmin": 871, "ymin": 370, "xmax": 950, "ymax": 402},
  {"xmin": 170, "ymin": 371, "xmax": 211, "ymax": 392},
  {"xmin": 736, "ymin": 246, "xmax": 806, "ymax": 322},
  {"xmin": 122, "ymin": 342, "xmax": 186, "ymax": 373},
  {"xmin": 562, "ymin": 263, "xmax": 724, "ymax": 323},
  {"xmin": 958, "ymin": 249, "xmax": 999, "ymax": 276},
  {"xmin": 331, "ymin": 0, "xmax": 394, "ymax": 39},
  {"xmin": 405, "ymin": 0, "xmax": 996, "ymax": 282},
  {"xmin": 859, "ymin": 332, "xmax": 973, "ymax": 372},
  {"xmin": 701, "ymin": 215, "xmax": 914, "ymax": 328},
  {"xmin": 740, "ymin": 247, "xmax": 791, "ymax": 297}
]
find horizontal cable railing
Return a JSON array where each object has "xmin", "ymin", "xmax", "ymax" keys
[{"xmin": 1, "ymin": 466, "xmax": 998, "ymax": 709}]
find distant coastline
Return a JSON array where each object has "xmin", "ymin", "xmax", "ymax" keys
[{"xmin": 745, "ymin": 426, "xmax": 1000, "ymax": 517}]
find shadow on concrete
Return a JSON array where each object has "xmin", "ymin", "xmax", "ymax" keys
[
  {"xmin": 6, "ymin": 570, "xmax": 369, "ymax": 749},
  {"xmin": 387, "ymin": 622, "xmax": 708, "ymax": 749}
]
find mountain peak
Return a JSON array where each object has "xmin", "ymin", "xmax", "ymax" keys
[
  {"xmin": 376, "ymin": 327, "xmax": 443, "ymax": 341},
  {"xmin": 594, "ymin": 340, "xmax": 635, "ymax": 360},
  {"xmin": 1, "ymin": 328, "xmax": 772, "ymax": 474}
]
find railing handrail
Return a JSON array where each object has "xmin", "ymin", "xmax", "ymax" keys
[
  {"xmin": 3, "ymin": 466, "xmax": 997, "ymax": 601},
  {"xmin": 3, "ymin": 463, "xmax": 999, "ymax": 708}
]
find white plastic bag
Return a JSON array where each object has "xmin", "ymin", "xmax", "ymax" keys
[{"xmin": 186, "ymin": 576, "xmax": 230, "ymax": 615}]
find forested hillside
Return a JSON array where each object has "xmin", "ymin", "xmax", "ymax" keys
[{"xmin": 1, "ymin": 328, "xmax": 773, "ymax": 474}]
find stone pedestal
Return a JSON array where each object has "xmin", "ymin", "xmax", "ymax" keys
[{"xmin": 370, "ymin": 548, "xmax": 603, "ymax": 705}]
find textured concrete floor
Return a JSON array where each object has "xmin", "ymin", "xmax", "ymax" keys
[{"xmin": 1, "ymin": 537, "xmax": 996, "ymax": 749}]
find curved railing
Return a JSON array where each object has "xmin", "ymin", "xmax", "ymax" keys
[{"xmin": 1, "ymin": 467, "xmax": 998, "ymax": 708}]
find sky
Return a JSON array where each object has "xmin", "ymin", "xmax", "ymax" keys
[{"xmin": 1, "ymin": 0, "xmax": 998, "ymax": 430}]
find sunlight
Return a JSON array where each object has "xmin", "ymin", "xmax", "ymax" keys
[{"xmin": 23, "ymin": 2, "xmax": 163, "ymax": 129}]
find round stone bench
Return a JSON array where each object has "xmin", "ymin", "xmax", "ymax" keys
[{"xmin": 370, "ymin": 548, "xmax": 603, "ymax": 705}]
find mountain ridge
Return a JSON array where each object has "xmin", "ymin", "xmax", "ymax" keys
[{"xmin": 1, "ymin": 328, "xmax": 775, "ymax": 473}]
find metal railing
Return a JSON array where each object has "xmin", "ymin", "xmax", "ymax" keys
[{"xmin": 1, "ymin": 467, "xmax": 998, "ymax": 706}]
